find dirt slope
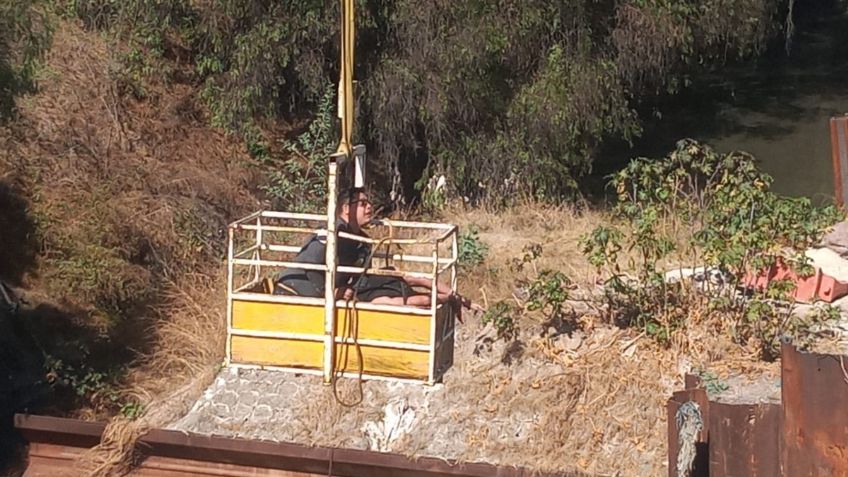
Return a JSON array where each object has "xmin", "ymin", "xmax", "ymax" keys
[{"xmin": 0, "ymin": 19, "xmax": 261, "ymax": 427}]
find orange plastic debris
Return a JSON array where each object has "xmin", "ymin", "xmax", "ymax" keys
[{"xmin": 742, "ymin": 258, "xmax": 848, "ymax": 303}]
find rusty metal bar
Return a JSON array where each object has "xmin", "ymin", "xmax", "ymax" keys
[{"xmin": 15, "ymin": 414, "xmax": 597, "ymax": 477}]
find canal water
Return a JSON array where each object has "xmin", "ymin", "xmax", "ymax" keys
[{"xmin": 597, "ymin": 0, "xmax": 848, "ymax": 204}]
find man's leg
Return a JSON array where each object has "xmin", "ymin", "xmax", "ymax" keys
[{"xmin": 370, "ymin": 294, "xmax": 432, "ymax": 307}]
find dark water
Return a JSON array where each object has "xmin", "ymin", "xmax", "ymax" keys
[{"xmin": 597, "ymin": 0, "xmax": 848, "ymax": 204}]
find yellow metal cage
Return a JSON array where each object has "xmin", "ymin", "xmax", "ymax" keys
[{"xmin": 225, "ymin": 210, "xmax": 459, "ymax": 385}]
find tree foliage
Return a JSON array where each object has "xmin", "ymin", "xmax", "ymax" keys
[{"xmin": 64, "ymin": 0, "xmax": 790, "ymax": 203}]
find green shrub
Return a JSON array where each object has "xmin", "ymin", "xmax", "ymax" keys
[
  {"xmin": 457, "ymin": 226, "xmax": 489, "ymax": 268},
  {"xmin": 62, "ymin": 0, "xmax": 791, "ymax": 203},
  {"xmin": 581, "ymin": 139, "xmax": 841, "ymax": 356}
]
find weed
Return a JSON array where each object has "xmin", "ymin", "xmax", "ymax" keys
[
  {"xmin": 695, "ymin": 368, "xmax": 729, "ymax": 395},
  {"xmin": 458, "ymin": 226, "xmax": 489, "ymax": 268},
  {"xmin": 481, "ymin": 301, "xmax": 517, "ymax": 339},
  {"xmin": 119, "ymin": 400, "xmax": 143, "ymax": 420},
  {"xmin": 527, "ymin": 270, "xmax": 571, "ymax": 323}
]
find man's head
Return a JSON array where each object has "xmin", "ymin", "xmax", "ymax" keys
[{"xmin": 339, "ymin": 187, "xmax": 373, "ymax": 233}]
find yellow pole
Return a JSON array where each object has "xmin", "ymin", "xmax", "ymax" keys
[
  {"xmin": 324, "ymin": 0, "xmax": 355, "ymax": 384},
  {"xmin": 337, "ymin": 0, "xmax": 355, "ymax": 156}
]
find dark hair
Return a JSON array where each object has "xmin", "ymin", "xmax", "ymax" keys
[{"xmin": 339, "ymin": 185, "xmax": 366, "ymax": 204}]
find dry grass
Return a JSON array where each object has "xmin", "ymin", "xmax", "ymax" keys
[
  {"xmin": 1, "ymin": 19, "xmax": 257, "ymax": 475},
  {"xmin": 442, "ymin": 201, "xmax": 613, "ymax": 302}
]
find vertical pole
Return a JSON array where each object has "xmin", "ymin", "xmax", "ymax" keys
[
  {"xmin": 451, "ymin": 228, "xmax": 458, "ymax": 292},
  {"xmin": 323, "ymin": 155, "xmax": 341, "ymax": 384},
  {"xmin": 225, "ymin": 226, "xmax": 234, "ymax": 366},
  {"xmin": 428, "ymin": 241, "xmax": 438, "ymax": 384},
  {"xmin": 254, "ymin": 215, "xmax": 262, "ymax": 283},
  {"xmin": 337, "ymin": 0, "xmax": 355, "ymax": 156}
]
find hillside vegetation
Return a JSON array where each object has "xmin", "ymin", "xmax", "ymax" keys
[
  {"xmin": 0, "ymin": 0, "xmax": 828, "ymax": 475},
  {"xmin": 8, "ymin": 0, "xmax": 796, "ymax": 202}
]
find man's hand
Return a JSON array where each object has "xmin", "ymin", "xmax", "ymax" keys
[
  {"xmin": 335, "ymin": 287, "xmax": 354, "ymax": 300},
  {"xmin": 452, "ymin": 293, "xmax": 485, "ymax": 312}
]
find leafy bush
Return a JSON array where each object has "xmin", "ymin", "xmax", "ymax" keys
[
  {"xmin": 581, "ymin": 139, "xmax": 842, "ymax": 356},
  {"xmin": 481, "ymin": 301, "xmax": 517, "ymax": 339}
]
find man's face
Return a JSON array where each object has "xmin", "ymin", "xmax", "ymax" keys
[{"xmin": 347, "ymin": 192, "xmax": 373, "ymax": 228}]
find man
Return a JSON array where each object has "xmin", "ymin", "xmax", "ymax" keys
[
  {"xmin": 275, "ymin": 187, "xmax": 482, "ymax": 313},
  {"xmin": 274, "ymin": 187, "xmax": 373, "ymax": 298}
]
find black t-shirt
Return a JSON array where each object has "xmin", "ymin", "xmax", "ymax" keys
[{"xmin": 276, "ymin": 220, "xmax": 371, "ymax": 294}]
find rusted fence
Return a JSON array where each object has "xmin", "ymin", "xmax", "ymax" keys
[{"xmin": 668, "ymin": 343, "xmax": 848, "ymax": 477}]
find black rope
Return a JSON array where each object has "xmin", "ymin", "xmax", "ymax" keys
[{"xmin": 330, "ymin": 235, "xmax": 393, "ymax": 407}]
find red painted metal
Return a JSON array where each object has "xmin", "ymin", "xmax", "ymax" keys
[{"xmin": 781, "ymin": 343, "xmax": 848, "ymax": 477}]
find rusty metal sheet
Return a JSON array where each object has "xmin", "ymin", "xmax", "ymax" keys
[
  {"xmin": 782, "ymin": 343, "xmax": 848, "ymax": 477},
  {"xmin": 708, "ymin": 401, "xmax": 781, "ymax": 477},
  {"xmin": 831, "ymin": 117, "xmax": 848, "ymax": 208},
  {"xmin": 667, "ymin": 387, "xmax": 709, "ymax": 477},
  {"xmin": 15, "ymin": 414, "xmax": 598, "ymax": 477}
]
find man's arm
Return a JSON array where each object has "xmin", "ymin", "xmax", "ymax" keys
[{"xmin": 402, "ymin": 275, "xmax": 452, "ymax": 296}]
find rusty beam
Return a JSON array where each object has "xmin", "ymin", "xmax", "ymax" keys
[
  {"xmin": 781, "ymin": 343, "xmax": 848, "ymax": 477},
  {"xmin": 15, "ymin": 414, "xmax": 596, "ymax": 477}
]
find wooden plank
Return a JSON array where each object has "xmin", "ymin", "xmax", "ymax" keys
[
  {"xmin": 232, "ymin": 301, "xmax": 324, "ymax": 335},
  {"xmin": 334, "ymin": 343, "xmax": 429, "ymax": 379},
  {"xmin": 24, "ymin": 442, "xmax": 321, "ymax": 477},
  {"xmin": 136, "ymin": 455, "xmax": 320, "ymax": 476},
  {"xmin": 231, "ymin": 337, "xmax": 322, "ymax": 369},
  {"xmin": 234, "ymin": 301, "xmax": 431, "ymax": 345}
]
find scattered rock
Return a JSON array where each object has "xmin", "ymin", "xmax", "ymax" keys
[{"xmin": 821, "ymin": 221, "xmax": 848, "ymax": 256}]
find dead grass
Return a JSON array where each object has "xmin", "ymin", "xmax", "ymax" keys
[
  {"xmin": 442, "ymin": 201, "xmax": 613, "ymax": 302},
  {"xmin": 1, "ymin": 19, "xmax": 257, "ymax": 474}
]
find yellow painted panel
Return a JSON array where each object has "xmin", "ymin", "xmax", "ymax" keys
[
  {"xmin": 232, "ymin": 301, "xmax": 323, "ymax": 335},
  {"xmin": 336, "ymin": 307, "xmax": 430, "ymax": 345},
  {"xmin": 231, "ymin": 336, "xmax": 322, "ymax": 369},
  {"xmin": 233, "ymin": 300, "xmax": 431, "ymax": 345},
  {"xmin": 334, "ymin": 344, "xmax": 429, "ymax": 379}
]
